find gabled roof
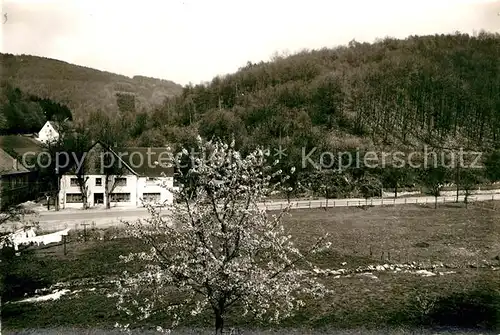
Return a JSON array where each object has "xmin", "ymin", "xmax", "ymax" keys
[
  {"xmin": 0, "ymin": 135, "xmax": 44, "ymax": 169},
  {"xmin": 82, "ymin": 141, "xmax": 139, "ymax": 176},
  {"xmin": 47, "ymin": 121, "xmax": 61, "ymax": 132},
  {"xmin": 58, "ymin": 141, "xmax": 175, "ymax": 178},
  {"xmin": 0, "ymin": 148, "xmax": 29, "ymax": 175},
  {"xmin": 113, "ymin": 147, "xmax": 175, "ymax": 177}
]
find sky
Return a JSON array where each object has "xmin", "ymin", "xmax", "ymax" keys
[{"xmin": 1, "ymin": 0, "xmax": 499, "ymax": 86}]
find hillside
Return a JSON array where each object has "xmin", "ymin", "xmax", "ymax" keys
[
  {"xmin": 134, "ymin": 32, "xmax": 500, "ymax": 155},
  {"xmin": 2, "ymin": 33, "xmax": 499, "ymax": 164},
  {"xmin": 0, "ymin": 53, "xmax": 183, "ymax": 122},
  {"xmin": 1, "ymin": 32, "xmax": 500, "ymax": 200}
]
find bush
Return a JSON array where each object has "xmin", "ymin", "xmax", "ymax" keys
[
  {"xmin": 427, "ymin": 286, "xmax": 500, "ymax": 330},
  {"xmin": 0, "ymin": 250, "xmax": 51, "ymax": 302},
  {"xmin": 392, "ymin": 285, "xmax": 500, "ymax": 331}
]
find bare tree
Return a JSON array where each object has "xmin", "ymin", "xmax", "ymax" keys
[
  {"xmin": 85, "ymin": 111, "xmax": 126, "ymax": 209},
  {"xmin": 100, "ymin": 146, "xmax": 125, "ymax": 209}
]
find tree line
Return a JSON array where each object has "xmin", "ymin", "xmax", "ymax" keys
[
  {"xmin": 129, "ymin": 32, "xmax": 500, "ymax": 152},
  {"xmin": 4, "ymin": 32, "xmax": 500, "ymax": 206},
  {"xmin": 0, "ymin": 82, "xmax": 72, "ymax": 135}
]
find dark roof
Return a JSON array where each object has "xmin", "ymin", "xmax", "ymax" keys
[
  {"xmin": 47, "ymin": 121, "xmax": 61, "ymax": 131},
  {"xmin": 0, "ymin": 148, "xmax": 29, "ymax": 175},
  {"xmin": 80, "ymin": 142, "xmax": 174, "ymax": 177},
  {"xmin": 0, "ymin": 135, "xmax": 44, "ymax": 169},
  {"xmin": 114, "ymin": 147, "xmax": 174, "ymax": 177}
]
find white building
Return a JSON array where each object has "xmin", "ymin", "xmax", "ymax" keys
[
  {"xmin": 58, "ymin": 142, "xmax": 175, "ymax": 209},
  {"xmin": 37, "ymin": 121, "xmax": 60, "ymax": 144}
]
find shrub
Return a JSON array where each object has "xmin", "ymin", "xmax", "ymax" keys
[{"xmin": 426, "ymin": 286, "xmax": 500, "ymax": 330}]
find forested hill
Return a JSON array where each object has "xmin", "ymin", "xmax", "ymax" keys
[
  {"xmin": 0, "ymin": 53, "xmax": 183, "ymax": 123},
  {"xmin": 2, "ymin": 33, "xmax": 499, "ymax": 155},
  {"xmin": 141, "ymin": 32, "xmax": 500, "ymax": 155}
]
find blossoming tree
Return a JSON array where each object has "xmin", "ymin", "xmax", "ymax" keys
[{"xmin": 115, "ymin": 138, "xmax": 332, "ymax": 334}]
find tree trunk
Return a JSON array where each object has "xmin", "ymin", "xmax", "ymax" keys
[
  {"xmin": 105, "ymin": 175, "xmax": 112, "ymax": 209},
  {"xmin": 55, "ymin": 174, "xmax": 60, "ymax": 211},
  {"xmin": 214, "ymin": 310, "xmax": 224, "ymax": 334},
  {"xmin": 394, "ymin": 184, "xmax": 398, "ymax": 198},
  {"xmin": 78, "ymin": 179, "xmax": 89, "ymax": 209},
  {"xmin": 434, "ymin": 195, "xmax": 438, "ymax": 209}
]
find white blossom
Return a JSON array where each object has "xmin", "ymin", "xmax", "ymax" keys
[{"xmin": 115, "ymin": 138, "xmax": 332, "ymax": 333}]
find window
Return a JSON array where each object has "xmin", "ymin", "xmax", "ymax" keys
[
  {"xmin": 66, "ymin": 193, "xmax": 83, "ymax": 203},
  {"xmin": 95, "ymin": 178, "xmax": 102, "ymax": 186},
  {"xmin": 70, "ymin": 178, "xmax": 78, "ymax": 187},
  {"xmin": 115, "ymin": 178, "xmax": 127, "ymax": 187},
  {"xmin": 143, "ymin": 193, "xmax": 161, "ymax": 202},
  {"xmin": 110, "ymin": 193, "xmax": 130, "ymax": 202}
]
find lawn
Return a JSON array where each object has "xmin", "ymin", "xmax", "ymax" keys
[{"xmin": 1, "ymin": 201, "xmax": 500, "ymax": 334}]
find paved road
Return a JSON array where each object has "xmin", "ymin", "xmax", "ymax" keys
[
  {"xmin": 18, "ymin": 191, "xmax": 498, "ymax": 232},
  {"xmin": 263, "ymin": 193, "xmax": 499, "ymax": 210}
]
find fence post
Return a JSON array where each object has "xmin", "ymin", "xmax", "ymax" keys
[
  {"xmin": 63, "ymin": 235, "xmax": 67, "ymax": 255},
  {"xmin": 371, "ymin": 199, "xmax": 373, "ymax": 206},
  {"xmin": 347, "ymin": 201, "xmax": 349, "ymax": 206},
  {"xmin": 309, "ymin": 201, "xmax": 311, "ymax": 209},
  {"xmin": 405, "ymin": 198, "xmax": 407, "ymax": 204},
  {"xmin": 320, "ymin": 202, "xmax": 322, "ymax": 209},
  {"xmin": 333, "ymin": 200, "xmax": 336, "ymax": 207}
]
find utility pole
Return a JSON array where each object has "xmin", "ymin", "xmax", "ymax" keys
[
  {"xmin": 55, "ymin": 167, "xmax": 60, "ymax": 211},
  {"xmin": 455, "ymin": 157, "xmax": 460, "ymax": 203}
]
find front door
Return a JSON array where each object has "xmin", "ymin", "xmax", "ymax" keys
[{"xmin": 94, "ymin": 193, "xmax": 104, "ymax": 205}]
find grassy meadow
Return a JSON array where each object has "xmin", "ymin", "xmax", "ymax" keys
[{"xmin": 2, "ymin": 201, "xmax": 500, "ymax": 334}]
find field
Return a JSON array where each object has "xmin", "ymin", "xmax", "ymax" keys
[{"xmin": 2, "ymin": 201, "xmax": 500, "ymax": 334}]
